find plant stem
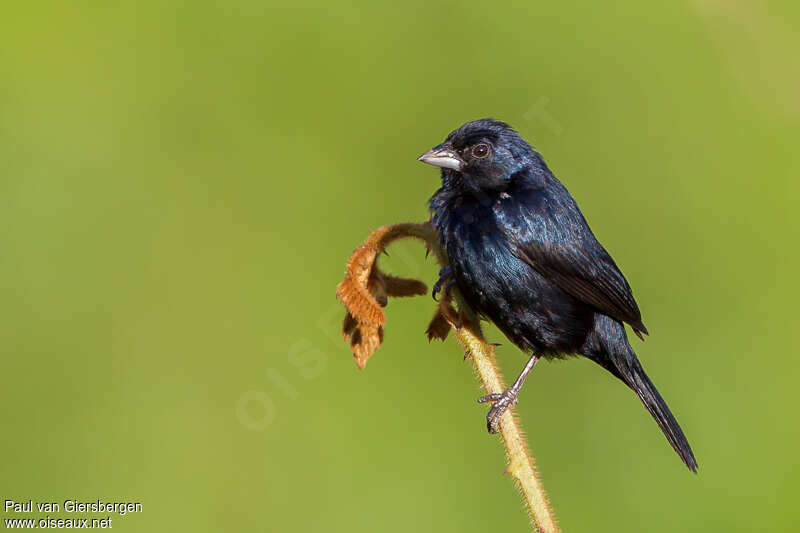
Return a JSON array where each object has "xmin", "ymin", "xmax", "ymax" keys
[
  {"xmin": 387, "ymin": 222, "xmax": 559, "ymax": 532},
  {"xmin": 454, "ymin": 324, "xmax": 559, "ymax": 533}
]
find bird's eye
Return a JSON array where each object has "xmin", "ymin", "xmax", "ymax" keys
[{"xmin": 471, "ymin": 143, "xmax": 490, "ymax": 159}]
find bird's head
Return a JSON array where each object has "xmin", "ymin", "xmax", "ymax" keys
[{"xmin": 418, "ymin": 118, "xmax": 536, "ymax": 193}]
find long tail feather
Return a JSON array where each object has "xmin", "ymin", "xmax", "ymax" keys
[
  {"xmin": 618, "ymin": 352, "xmax": 698, "ymax": 472},
  {"xmin": 582, "ymin": 314, "xmax": 698, "ymax": 472}
]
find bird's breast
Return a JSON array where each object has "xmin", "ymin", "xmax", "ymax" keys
[{"xmin": 434, "ymin": 199, "xmax": 594, "ymax": 354}]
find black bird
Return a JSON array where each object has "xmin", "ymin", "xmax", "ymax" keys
[{"xmin": 419, "ymin": 118, "xmax": 697, "ymax": 472}]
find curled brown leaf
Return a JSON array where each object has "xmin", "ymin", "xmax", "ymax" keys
[{"xmin": 336, "ymin": 226, "xmax": 429, "ymax": 369}]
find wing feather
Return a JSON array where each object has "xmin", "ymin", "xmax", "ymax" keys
[{"xmin": 517, "ymin": 241, "xmax": 649, "ymax": 338}]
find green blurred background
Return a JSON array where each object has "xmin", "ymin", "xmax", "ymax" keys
[{"xmin": 1, "ymin": 1, "xmax": 798, "ymax": 531}]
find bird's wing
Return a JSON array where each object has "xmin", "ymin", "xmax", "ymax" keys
[{"xmin": 516, "ymin": 239, "xmax": 649, "ymax": 338}]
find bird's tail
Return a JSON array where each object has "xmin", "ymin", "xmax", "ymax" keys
[
  {"xmin": 616, "ymin": 351, "xmax": 698, "ymax": 472},
  {"xmin": 583, "ymin": 315, "xmax": 697, "ymax": 472}
]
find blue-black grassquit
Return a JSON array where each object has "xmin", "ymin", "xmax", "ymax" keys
[{"xmin": 419, "ymin": 119, "xmax": 697, "ymax": 472}]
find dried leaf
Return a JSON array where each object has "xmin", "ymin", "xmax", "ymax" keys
[
  {"xmin": 336, "ymin": 226, "xmax": 428, "ymax": 369},
  {"xmin": 342, "ymin": 312, "xmax": 357, "ymax": 339},
  {"xmin": 336, "ymin": 243, "xmax": 385, "ymax": 329},
  {"xmin": 426, "ymin": 296, "xmax": 463, "ymax": 341},
  {"xmin": 425, "ymin": 309, "xmax": 450, "ymax": 341},
  {"xmin": 383, "ymin": 274, "xmax": 427, "ymax": 298}
]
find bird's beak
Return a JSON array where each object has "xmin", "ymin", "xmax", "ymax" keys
[{"xmin": 417, "ymin": 145, "xmax": 464, "ymax": 171}]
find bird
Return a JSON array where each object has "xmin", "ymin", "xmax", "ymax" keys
[{"xmin": 418, "ymin": 118, "xmax": 697, "ymax": 472}]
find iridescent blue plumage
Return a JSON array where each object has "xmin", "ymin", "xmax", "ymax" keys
[{"xmin": 422, "ymin": 119, "xmax": 697, "ymax": 472}]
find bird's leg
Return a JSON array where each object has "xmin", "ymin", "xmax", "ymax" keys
[
  {"xmin": 477, "ymin": 354, "xmax": 539, "ymax": 434},
  {"xmin": 432, "ymin": 265, "xmax": 454, "ymax": 301}
]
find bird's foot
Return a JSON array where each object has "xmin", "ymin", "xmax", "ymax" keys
[
  {"xmin": 477, "ymin": 388, "xmax": 520, "ymax": 434},
  {"xmin": 432, "ymin": 266, "xmax": 455, "ymax": 301}
]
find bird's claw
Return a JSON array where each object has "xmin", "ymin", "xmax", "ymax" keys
[
  {"xmin": 433, "ymin": 279, "xmax": 456, "ymax": 302},
  {"xmin": 477, "ymin": 388, "xmax": 519, "ymax": 434},
  {"xmin": 432, "ymin": 266, "xmax": 455, "ymax": 301}
]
